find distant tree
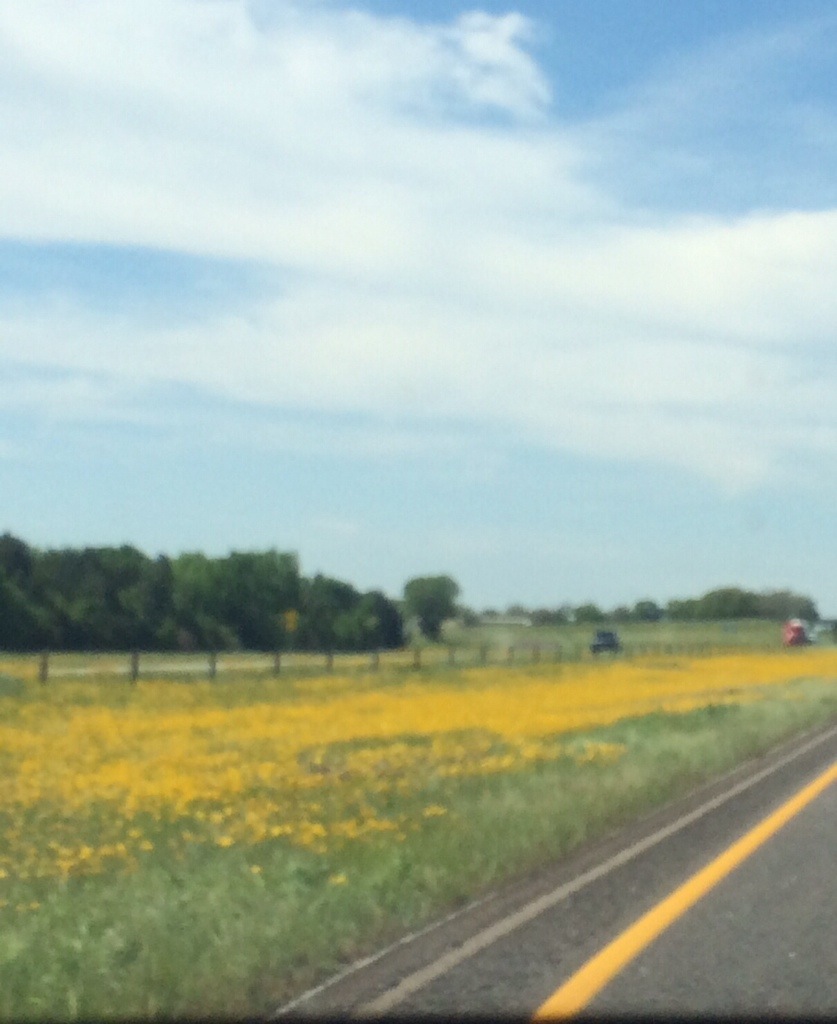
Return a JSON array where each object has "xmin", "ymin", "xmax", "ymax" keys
[
  {"xmin": 698, "ymin": 588, "xmax": 760, "ymax": 620},
  {"xmin": 97, "ymin": 545, "xmax": 155, "ymax": 648},
  {"xmin": 610, "ymin": 605, "xmax": 632, "ymax": 624},
  {"xmin": 29, "ymin": 545, "xmax": 148, "ymax": 649},
  {"xmin": 215, "ymin": 550, "xmax": 300, "ymax": 649},
  {"xmin": 403, "ymin": 575, "xmax": 460, "ymax": 641},
  {"xmin": 531, "ymin": 607, "xmax": 570, "ymax": 626},
  {"xmin": 297, "ymin": 574, "xmax": 358, "ymax": 650},
  {"xmin": 0, "ymin": 574, "xmax": 52, "ymax": 650},
  {"xmin": 665, "ymin": 587, "xmax": 818, "ymax": 623},
  {"xmin": 142, "ymin": 555, "xmax": 177, "ymax": 647},
  {"xmin": 754, "ymin": 589, "xmax": 818, "ymax": 622},
  {"xmin": 0, "ymin": 533, "xmax": 35, "ymax": 592},
  {"xmin": 569, "ymin": 598, "xmax": 602, "ymax": 622},
  {"xmin": 574, "ymin": 602, "xmax": 605, "ymax": 624},
  {"xmin": 457, "ymin": 606, "xmax": 481, "ymax": 628},
  {"xmin": 666, "ymin": 597, "xmax": 699, "ymax": 621},
  {"xmin": 505, "ymin": 603, "xmax": 529, "ymax": 617},
  {"xmin": 170, "ymin": 552, "xmax": 225, "ymax": 649},
  {"xmin": 356, "ymin": 590, "xmax": 404, "ymax": 649},
  {"xmin": 633, "ymin": 599, "xmax": 662, "ymax": 622},
  {"xmin": 295, "ymin": 575, "xmax": 398, "ymax": 652}
]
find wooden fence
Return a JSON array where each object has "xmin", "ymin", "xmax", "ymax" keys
[{"xmin": 20, "ymin": 638, "xmax": 786, "ymax": 684}]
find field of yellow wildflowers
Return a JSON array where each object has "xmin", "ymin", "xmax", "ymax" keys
[{"xmin": 1, "ymin": 648, "xmax": 835, "ymax": 1018}]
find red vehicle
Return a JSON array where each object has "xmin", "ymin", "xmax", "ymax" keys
[{"xmin": 782, "ymin": 619, "xmax": 810, "ymax": 646}]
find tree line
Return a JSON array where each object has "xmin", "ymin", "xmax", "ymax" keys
[
  {"xmin": 475, "ymin": 587, "xmax": 819, "ymax": 626},
  {"xmin": 0, "ymin": 533, "xmax": 405, "ymax": 653},
  {"xmin": 0, "ymin": 530, "xmax": 820, "ymax": 654}
]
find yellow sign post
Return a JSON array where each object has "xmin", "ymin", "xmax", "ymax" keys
[{"xmin": 277, "ymin": 609, "xmax": 300, "ymax": 672}]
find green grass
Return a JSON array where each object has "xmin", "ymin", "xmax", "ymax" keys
[
  {"xmin": 1, "ymin": 675, "xmax": 835, "ymax": 1019},
  {"xmin": 442, "ymin": 616, "xmax": 789, "ymax": 652}
]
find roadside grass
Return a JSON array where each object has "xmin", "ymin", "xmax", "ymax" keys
[{"xmin": 0, "ymin": 652, "xmax": 835, "ymax": 1018}]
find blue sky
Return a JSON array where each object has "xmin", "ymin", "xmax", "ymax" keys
[{"xmin": 2, "ymin": 0, "xmax": 837, "ymax": 614}]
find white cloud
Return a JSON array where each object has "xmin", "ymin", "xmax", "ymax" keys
[{"xmin": 1, "ymin": 0, "xmax": 836, "ymax": 491}]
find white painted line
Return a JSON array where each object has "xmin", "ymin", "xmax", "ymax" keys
[{"xmin": 271, "ymin": 892, "xmax": 498, "ymax": 1017}]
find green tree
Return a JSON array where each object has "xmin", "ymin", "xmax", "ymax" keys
[
  {"xmin": 214, "ymin": 550, "xmax": 300, "ymax": 650},
  {"xmin": 666, "ymin": 587, "xmax": 818, "ymax": 623},
  {"xmin": 505, "ymin": 603, "xmax": 530, "ymax": 617},
  {"xmin": 119, "ymin": 554, "xmax": 177, "ymax": 648},
  {"xmin": 403, "ymin": 575, "xmax": 460, "ymax": 641},
  {"xmin": 170, "ymin": 552, "xmax": 230, "ymax": 649},
  {"xmin": 299, "ymin": 574, "xmax": 359, "ymax": 650},
  {"xmin": 0, "ymin": 574, "xmax": 52, "ymax": 650},
  {"xmin": 610, "ymin": 605, "xmax": 632, "ymax": 624},
  {"xmin": 633, "ymin": 599, "xmax": 662, "ymax": 622},
  {"xmin": 667, "ymin": 597, "xmax": 699, "ymax": 621},
  {"xmin": 30, "ymin": 546, "xmax": 146, "ymax": 649},
  {"xmin": 574, "ymin": 602, "xmax": 605, "ymax": 624},
  {"xmin": 754, "ymin": 589, "xmax": 818, "ymax": 622},
  {"xmin": 356, "ymin": 590, "xmax": 404, "ymax": 649},
  {"xmin": 531, "ymin": 607, "xmax": 571, "ymax": 626},
  {"xmin": 0, "ymin": 534, "xmax": 401, "ymax": 653},
  {"xmin": 698, "ymin": 587, "xmax": 760, "ymax": 620},
  {"xmin": 0, "ymin": 533, "xmax": 35, "ymax": 592},
  {"xmin": 457, "ymin": 606, "xmax": 481, "ymax": 628}
]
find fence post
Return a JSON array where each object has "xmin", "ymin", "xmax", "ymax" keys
[
  {"xmin": 326, "ymin": 651, "xmax": 334, "ymax": 672},
  {"xmin": 413, "ymin": 647, "xmax": 421, "ymax": 670},
  {"xmin": 370, "ymin": 649, "xmax": 379, "ymax": 671},
  {"xmin": 273, "ymin": 651, "xmax": 281, "ymax": 676},
  {"xmin": 208, "ymin": 651, "xmax": 217, "ymax": 680},
  {"xmin": 129, "ymin": 650, "xmax": 139, "ymax": 684},
  {"xmin": 479, "ymin": 643, "xmax": 488, "ymax": 666},
  {"xmin": 39, "ymin": 651, "xmax": 49, "ymax": 684}
]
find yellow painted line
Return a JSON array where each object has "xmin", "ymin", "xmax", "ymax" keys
[{"xmin": 535, "ymin": 759, "xmax": 837, "ymax": 1019}]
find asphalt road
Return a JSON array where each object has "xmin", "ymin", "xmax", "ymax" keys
[
  {"xmin": 276, "ymin": 723, "xmax": 837, "ymax": 1019},
  {"xmin": 587, "ymin": 778, "xmax": 836, "ymax": 1016}
]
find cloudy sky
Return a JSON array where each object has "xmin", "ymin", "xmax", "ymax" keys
[{"xmin": 2, "ymin": 0, "xmax": 837, "ymax": 613}]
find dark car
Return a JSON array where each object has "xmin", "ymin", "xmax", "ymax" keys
[{"xmin": 590, "ymin": 629, "xmax": 621, "ymax": 654}]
